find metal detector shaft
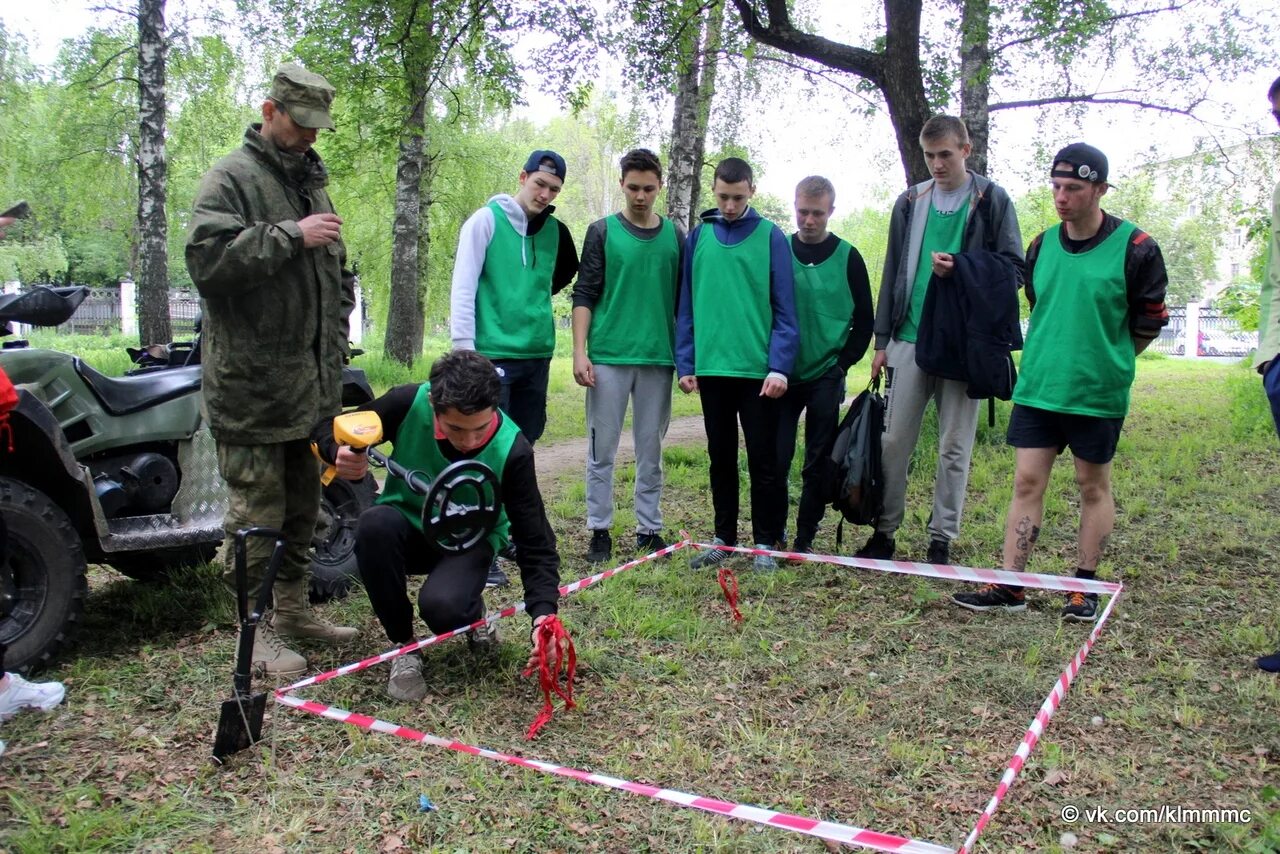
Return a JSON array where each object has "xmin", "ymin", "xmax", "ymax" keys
[{"xmin": 368, "ymin": 447, "xmax": 433, "ymax": 495}]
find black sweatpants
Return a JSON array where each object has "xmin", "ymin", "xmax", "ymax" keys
[
  {"xmin": 698, "ymin": 376, "xmax": 786, "ymax": 546},
  {"xmin": 776, "ymin": 366, "xmax": 845, "ymax": 543},
  {"xmin": 355, "ymin": 504, "xmax": 492, "ymax": 644}
]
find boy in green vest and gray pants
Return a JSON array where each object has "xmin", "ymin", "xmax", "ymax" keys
[
  {"xmin": 571, "ymin": 149, "xmax": 685, "ymax": 563},
  {"xmin": 676, "ymin": 157, "xmax": 799, "ymax": 571},
  {"xmin": 952, "ymin": 143, "xmax": 1168, "ymax": 621},
  {"xmin": 778, "ymin": 176, "xmax": 873, "ymax": 555}
]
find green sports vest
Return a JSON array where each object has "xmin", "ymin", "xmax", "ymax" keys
[
  {"xmin": 1015, "ymin": 221, "xmax": 1138, "ymax": 418},
  {"xmin": 374, "ymin": 383, "xmax": 518, "ymax": 553},
  {"xmin": 792, "ymin": 238, "xmax": 853, "ymax": 382},
  {"xmin": 474, "ymin": 200, "xmax": 561, "ymax": 359},
  {"xmin": 898, "ymin": 199, "xmax": 969, "ymax": 343},
  {"xmin": 691, "ymin": 220, "xmax": 774, "ymax": 378},
  {"xmin": 587, "ymin": 215, "xmax": 680, "ymax": 366}
]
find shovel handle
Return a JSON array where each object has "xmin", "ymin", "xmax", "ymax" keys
[{"xmin": 232, "ymin": 527, "xmax": 287, "ymax": 694}]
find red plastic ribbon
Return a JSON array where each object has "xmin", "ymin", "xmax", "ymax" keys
[
  {"xmin": 0, "ymin": 416, "xmax": 12, "ymax": 452},
  {"xmin": 521, "ymin": 616, "xmax": 576, "ymax": 739},
  {"xmin": 717, "ymin": 567, "xmax": 742, "ymax": 623}
]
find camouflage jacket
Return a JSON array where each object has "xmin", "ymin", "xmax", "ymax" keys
[{"xmin": 185, "ymin": 125, "xmax": 355, "ymax": 444}]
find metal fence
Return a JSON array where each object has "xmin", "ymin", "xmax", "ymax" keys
[{"xmin": 1147, "ymin": 305, "xmax": 1256, "ymax": 358}]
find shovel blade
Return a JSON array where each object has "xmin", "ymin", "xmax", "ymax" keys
[{"xmin": 213, "ymin": 692, "xmax": 267, "ymax": 760}]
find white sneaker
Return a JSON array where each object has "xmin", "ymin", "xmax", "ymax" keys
[
  {"xmin": 387, "ymin": 654, "xmax": 427, "ymax": 702},
  {"xmin": 0, "ymin": 673, "xmax": 67, "ymax": 721}
]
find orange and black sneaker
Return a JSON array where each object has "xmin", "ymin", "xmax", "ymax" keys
[
  {"xmin": 1060, "ymin": 592, "xmax": 1099, "ymax": 622},
  {"xmin": 951, "ymin": 583, "xmax": 1026, "ymax": 613}
]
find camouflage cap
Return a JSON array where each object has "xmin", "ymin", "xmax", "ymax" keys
[{"xmin": 269, "ymin": 62, "xmax": 336, "ymax": 130}]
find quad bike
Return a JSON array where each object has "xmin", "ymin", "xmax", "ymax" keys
[{"xmin": 0, "ymin": 285, "xmax": 375, "ymax": 672}]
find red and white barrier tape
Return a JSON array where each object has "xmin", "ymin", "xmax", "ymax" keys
[
  {"xmin": 274, "ymin": 533, "xmax": 1121, "ymax": 852},
  {"xmin": 275, "ymin": 538, "xmax": 690, "ymax": 697},
  {"xmin": 688, "ymin": 541, "xmax": 1122, "ymax": 595},
  {"xmin": 958, "ymin": 588, "xmax": 1124, "ymax": 853},
  {"xmin": 274, "ymin": 691, "xmax": 952, "ymax": 854}
]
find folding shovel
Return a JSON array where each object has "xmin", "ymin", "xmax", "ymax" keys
[{"xmin": 213, "ymin": 526, "xmax": 286, "ymax": 761}]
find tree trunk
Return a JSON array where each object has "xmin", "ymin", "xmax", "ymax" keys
[
  {"xmin": 665, "ymin": 14, "xmax": 704, "ymax": 232},
  {"xmin": 384, "ymin": 81, "xmax": 428, "ymax": 366},
  {"xmin": 135, "ymin": 0, "xmax": 171, "ymax": 345},
  {"xmin": 881, "ymin": 0, "xmax": 930, "ymax": 185},
  {"xmin": 959, "ymin": 0, "xmax": 991, "ymax": 176},
  {"xmin": 689, "ymin": 0, "xmax": 724, "ymax": 218}
]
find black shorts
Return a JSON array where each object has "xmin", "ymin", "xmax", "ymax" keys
[{"xmin": 1006, "ymin": 404, "xmax": 1125, "ymax": 464}]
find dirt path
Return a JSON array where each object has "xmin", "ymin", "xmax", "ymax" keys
[{"xmin": 534, "ymin": 414, "xmax": 705, "ymax": 481}]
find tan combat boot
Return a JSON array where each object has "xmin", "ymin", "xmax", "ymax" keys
[
  {"xmin": 271, "ymin": 578, "xmax": 358, "ymax": 644},
  {"xmin": 251, "ymin": 617, "xmax": 308, "ymax": 677}
]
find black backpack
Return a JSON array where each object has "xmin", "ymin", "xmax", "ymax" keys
[{"xmin": 827, "ymin": 378, "xmax": 886, "ymax": 546}]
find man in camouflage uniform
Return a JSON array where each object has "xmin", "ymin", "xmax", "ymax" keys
[{"xmin": 186, "ymin": 62, "xmax": 357, "ymax": 676}]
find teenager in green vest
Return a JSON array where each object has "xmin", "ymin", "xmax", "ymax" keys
[
  {"xmin": 449, "ymin": 150, "xmax": 579, "ymax": 588},
  {"xmin": 571, "ymin": 149, "xmax": 685, "ymax": 563},
  {"xmin": 313, "ymin": 350, "xmax": 562, "ymax": 702},
  {"xmin": 676, "ymin": 157, "xmax": 799, "ymax": 572},
  {"xmin": 952, "ymin": 143, "xmax": 1169, "ymax": 622},
  {"xmin": 778, "ymin": 176, "xmax": 873, "ymax": 555},
  {"xmin": 862, "ymin": 114, "xmax": 1025, "ymax": 569},
  {"xmin": 1256, "ymin": 75, "xmax": 1280, "ymax": 673}
]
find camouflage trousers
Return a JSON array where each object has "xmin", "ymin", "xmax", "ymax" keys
[{"xmin": 216, "ymin": 438, "xmax": 321, "ymax": 601}]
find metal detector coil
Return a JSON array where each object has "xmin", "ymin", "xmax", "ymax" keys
[{"xmin": 421, "ymin": 459, "xmax": 501, "ymax": 554}]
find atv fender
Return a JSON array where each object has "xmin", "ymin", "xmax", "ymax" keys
[{"xmin": 0, "ymin": 392, "xmax": 99, "ymax": 543}]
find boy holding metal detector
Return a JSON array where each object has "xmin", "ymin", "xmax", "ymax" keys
[{"xmin": 311, "ymin": 349, "xmax": 562, "ymax": 702}]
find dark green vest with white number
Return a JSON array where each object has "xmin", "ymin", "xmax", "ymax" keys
[
  {"xmin": 792, "ymin": 239, "xmax": 853, "ymax": 382},
  {"xmin": 1015, "ymin": 221, "xmax": 1137, "ymax": 418},
  {"xmin": 587, "ymin": 215, "xmax": 680, "ymax": 366},
  {"xmin": 691, "ymin": 221, "xmax": 774, "ymax": 378},
  {"xmin": 375, "ymin": 383, "xmax": 518, "ymax": 553},
  {"xmin": 474, "ymin": 200, "xmax": 561, "ymax": 359}
]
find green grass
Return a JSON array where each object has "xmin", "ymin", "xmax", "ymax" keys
[{"xmin": 2, "ymin": 358, "xmax": 1278, "ymax": 852}]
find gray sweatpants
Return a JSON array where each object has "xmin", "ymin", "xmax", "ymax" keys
[
  {"xmin": 585, "ymin": 364, "xmax": 673, "ymax": 533},
  {"xmin": 877, "ymin": 338, "xmax": 980, "ymax": 542}
]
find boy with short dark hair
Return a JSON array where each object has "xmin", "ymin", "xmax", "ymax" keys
[
  {"xmin": 571, "ymin": 149, "xmax": 685, "ymax": 563},
  {"xmin": 313, "ymin": 349, "xmax": 562, "ymax": 701},
  {"xmin": 676, "ymin": 157, "xmax": 798, "ymax": 571}
]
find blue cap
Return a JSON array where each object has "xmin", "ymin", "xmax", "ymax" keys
[{"xmin": 523, "ymin": 149, "xmax": 566, "ymax": 183}]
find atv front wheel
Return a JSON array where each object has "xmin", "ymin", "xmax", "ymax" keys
[
  {"xmin": 309, "ymin": 473, "xmax": 377, "ymax": 603},
  {"xmin": 0, "ymin": 477, "xmax": 88, "ymax": 673}
]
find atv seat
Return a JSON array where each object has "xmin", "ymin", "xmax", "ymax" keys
[{"xmin": 73, "ymin": 359, "xmax": 202, "ymax": 417}]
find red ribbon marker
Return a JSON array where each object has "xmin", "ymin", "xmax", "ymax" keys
[
  {"xmin": 522, "ymin": 615, "xmax": 576, "ymax": 739},
  {"xmin": 717, "ymin": 567, "xmax": 742, "ymax": 623}
]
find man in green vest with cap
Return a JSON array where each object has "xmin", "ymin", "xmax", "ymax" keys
[
  {"xmin": 571, "ymin": 148, "xmax": 685, "ymax": 563},
  {"xmin": 450, "ymin": 150, "xmax": 579, "ymax": 588},
  {"xmin": 778, "ymin": 176, "xmax": 873, "ymax": 556},
  {"xmin": 313, "ymin": 349, "xmax": 562, "ymax": 702},
  {"xmin": 952, "ymin": 142, "xmax": 1168, "ymax": 622},
  {"xmin": 187, "ymin": 61, "xmax": 357, "ymax": 678}
]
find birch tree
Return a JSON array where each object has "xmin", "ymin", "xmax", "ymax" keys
[{"xmin": 135, "ymin": 0, "xmax": 170, "ymax": 344}]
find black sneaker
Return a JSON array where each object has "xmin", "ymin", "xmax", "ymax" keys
[
  {"xmin": 789, "ymin": 533, "xmax": 813, "ymax": 564},
  {"xmin": 586, "ymin": 529, "xmax": 613, "ymax": 563},
  {"xmin": 467, "ymin": 604, "xmax": 499, "ymax": 652},
  {"xmin": 636, "ymin": 531, "xmax": 668, "ymax": 552},
  {"xmin": 926, "ymin": 539, "xmax": 950, "ymax": 565},
  {"xmin": 689, "ymin": 537, "xmax": 732, "ymax": 569},
  {"xmin": 1060, "ymin": 592, "xmax": 1099, "ymax": 622},
  {"xmin": 485, "ymin": 560, "xmax": 509, "ymax": 588},
  {"xmin": 855, "ymin": 531, "xmax": 896, "ymax": 560},
  {"xmin": 951, "ymin": 583, "xmax": 1026, "ymax": 613},
  {"xmin": 1257, "ymin": 651, "xmax": 1280, "ymax": 673}
]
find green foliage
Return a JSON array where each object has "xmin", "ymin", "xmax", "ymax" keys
[
  {"xmin": 1217, "ymin": 278, "xmax": 1261, "ymax": 332},
  {"xmin": 0, "ymin": 234, "xmax": 69, "ymax": 282}
]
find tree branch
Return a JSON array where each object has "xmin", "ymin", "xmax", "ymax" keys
[
  {"xmin": 989, "ymin": 94, "xmax": 1201, "ymax": 115},
  {"xmin": 69, "ymin": 45, "xmax": 137, "ymax": 88},
  {"xmin": 727, "ymin": 0, "xmax": 883, "ymax": 81},
  {"xmin": 993, "ymin": 1, "xmax": 1191, "ymax": 54}
]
